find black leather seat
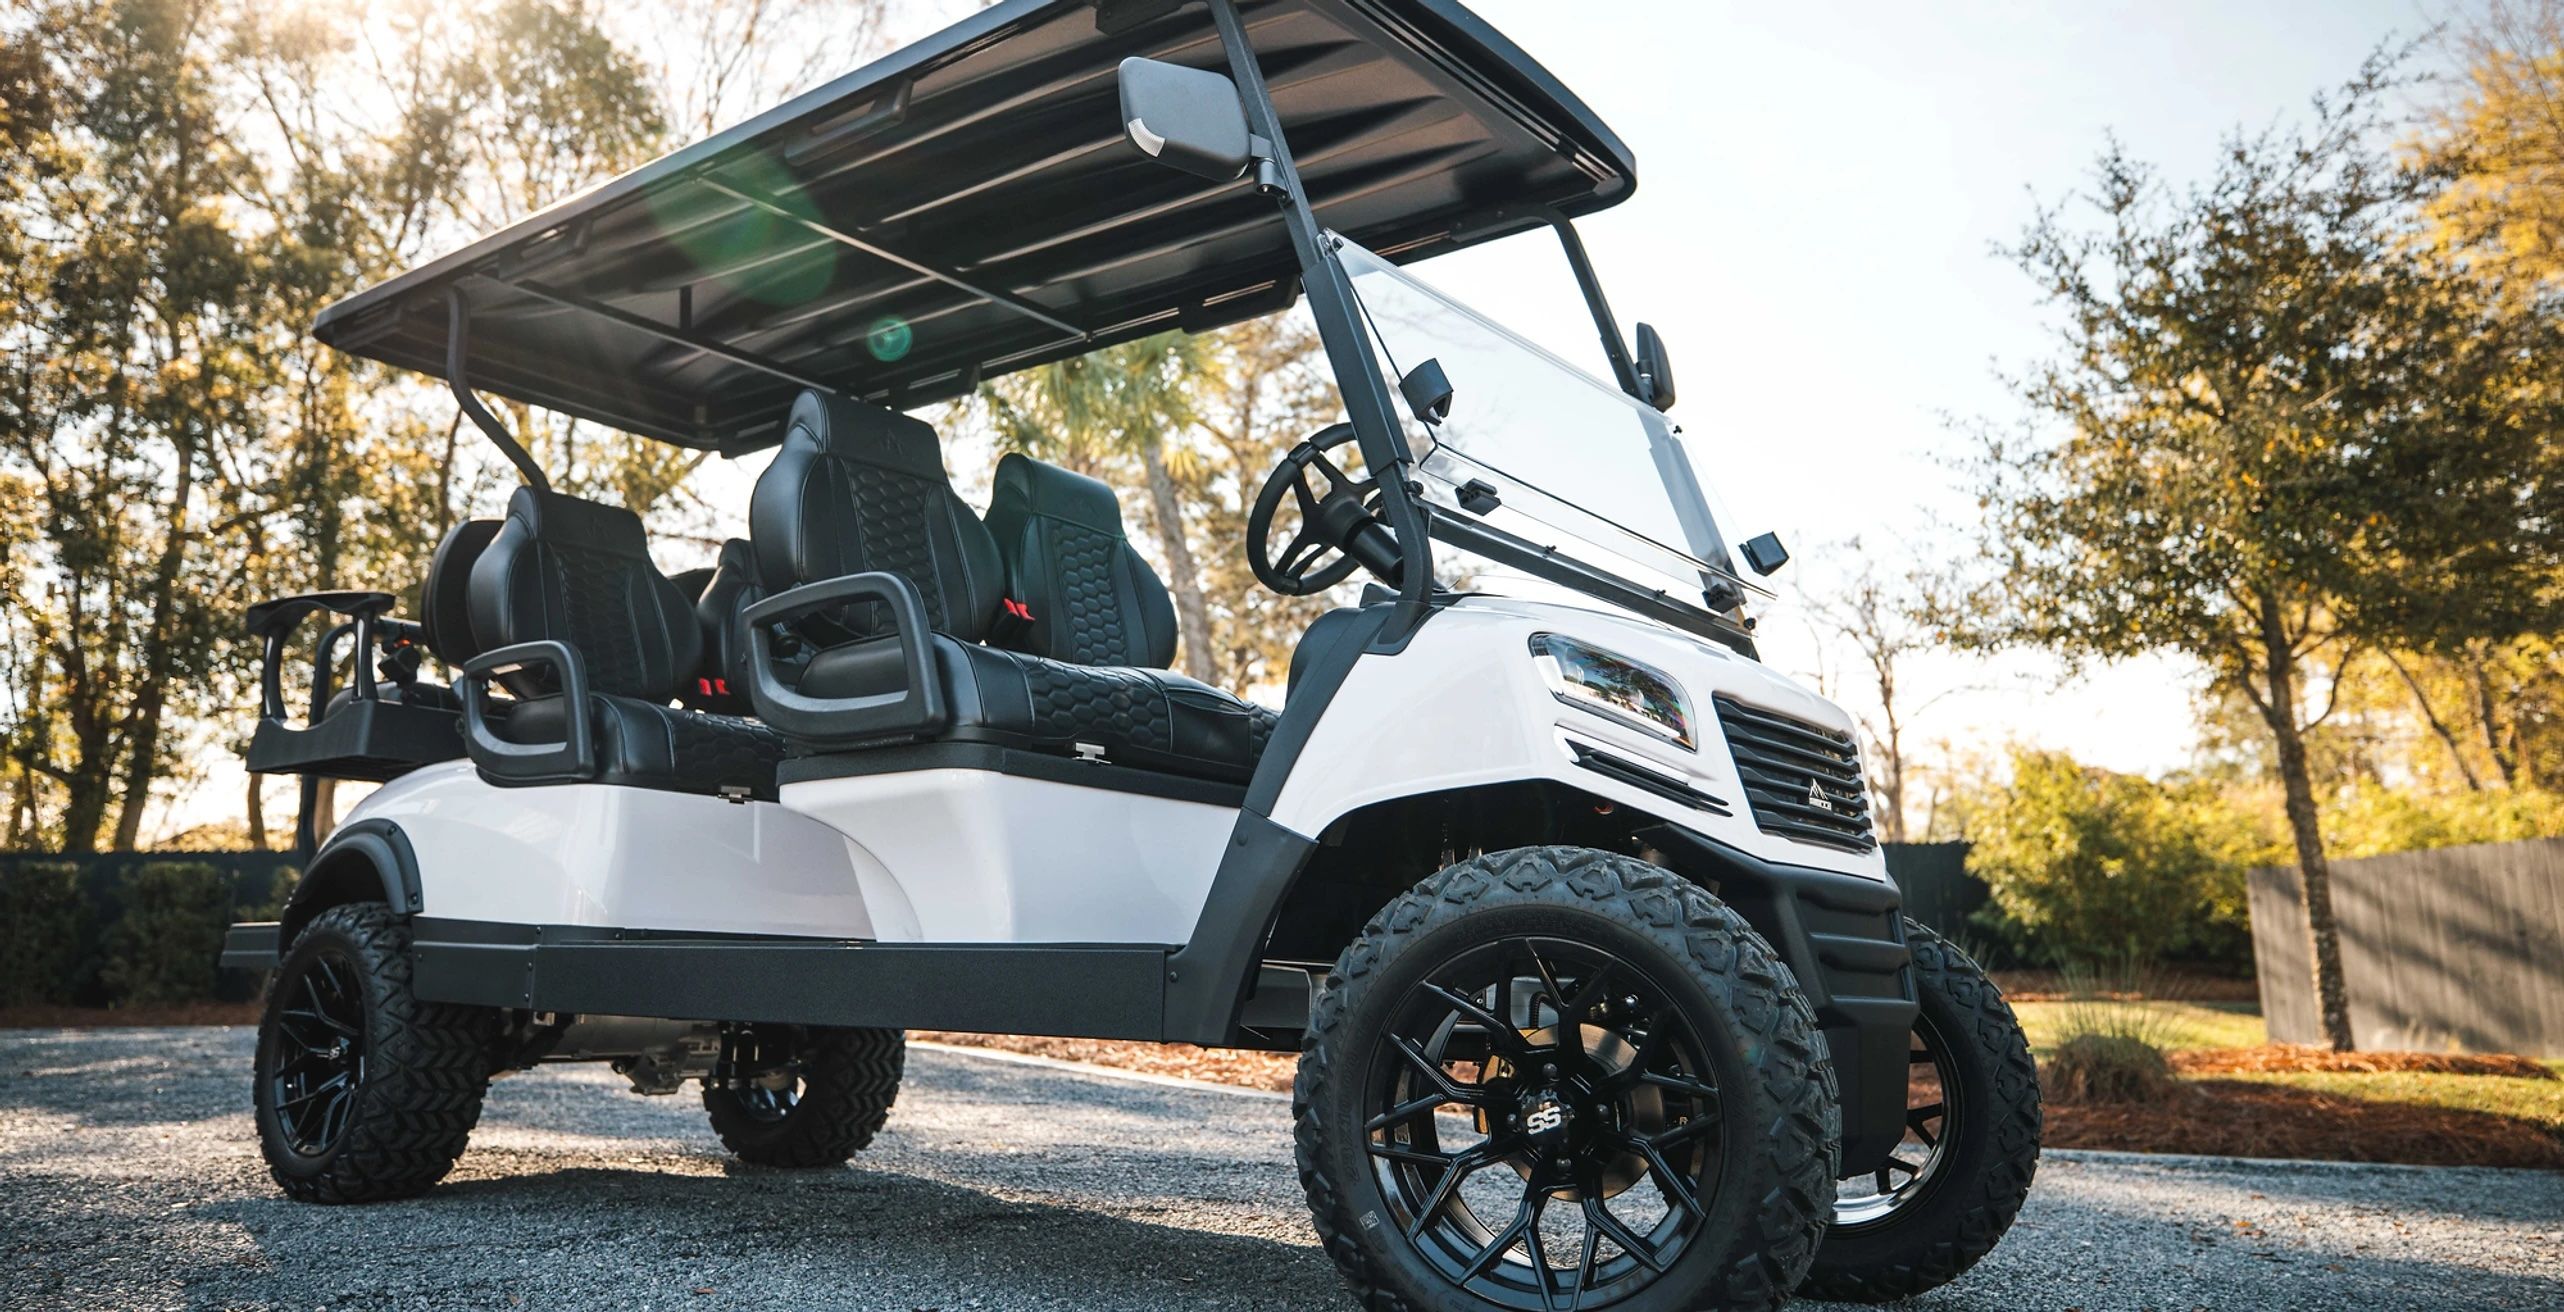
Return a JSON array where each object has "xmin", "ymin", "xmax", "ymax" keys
[
  {"xmin": 466, "ymin": 487, "xmax": 785, "ymax": 799},
  {"xmin": 750, "ymin": 392, "xmax": 1275, "ymax": 784}
]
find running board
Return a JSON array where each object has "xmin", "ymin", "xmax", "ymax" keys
[{"xmin": 408, "ymin": 919, "xmax": 1171, "ymax": 1041}]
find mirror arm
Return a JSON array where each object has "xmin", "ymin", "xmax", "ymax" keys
[
  {"xmin": 1248, "ymin": 134, "xmax": 1284, "ymax": 195},
  {"xmin": 1546, "ymin": 216, "xmax": 1643, "ymax": 402}
]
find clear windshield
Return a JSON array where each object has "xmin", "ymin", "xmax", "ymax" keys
[{"xmin": 1332, "ymin": 237, "xmax": 1765, "ymax": 611}]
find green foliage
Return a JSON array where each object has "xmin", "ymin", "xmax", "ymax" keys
[
  {"xmin": 0, "ymin": 861, "xmax": 89, "ymax": 1006},
  {"xmin": 99, "ymin": 860, "xmax": 230, "ymax": 1007},
  {"xmin": 2012, "ymin": 998, "xmax": 2267, "ymax": 1055},
  {"xmin": 2, "ymin": 0, "xmax": 855, "ymax": 850},
  {"xmin": 1972, "ymin": 55, "xmax": 2564, "ymax": 1047},
  {"xmin": 2324, "ymin": 783, "xmax": 2564, "ymax": 859},
  {"xmin": 246, "ymin": 865, "xmax": 301, "ymax": 921},
  {"xmin": 1965, "ymin": 750, "xmax": 2251, "ymax": 967}
]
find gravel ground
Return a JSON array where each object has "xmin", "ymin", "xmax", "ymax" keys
[{"xmin": 2, "ymin": 1027, "xmax": 2558, "ymax": 1311}]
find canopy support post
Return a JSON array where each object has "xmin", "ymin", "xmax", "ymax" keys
[
  {"xmin": 1206, "ymin": 0, "xmax": 1436, "ymax": 643},
  {"xmin": 447, "ymin": 284, "xmax": 552, "ymax": 492}
]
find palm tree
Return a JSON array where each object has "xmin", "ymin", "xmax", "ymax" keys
[{"xmin": 978, "ymin": 332, "xmax": 1218, "ymax": 683}]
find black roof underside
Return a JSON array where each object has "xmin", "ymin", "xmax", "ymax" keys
[{"xmin": 310, "ymin": 0, "xmax": 1635, "ymax": 452}]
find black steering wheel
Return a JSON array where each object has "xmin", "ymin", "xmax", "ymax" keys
[{"xmin": 1247, "ymin": 422, "xmax": 1405, "ymax": 596}]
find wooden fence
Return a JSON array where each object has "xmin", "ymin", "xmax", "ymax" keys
[{"xmin": 2248, "ymin": 838, "xmax": 2564, "ymax": 1057}]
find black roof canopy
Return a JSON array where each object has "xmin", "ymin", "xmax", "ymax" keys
[{"xmin": 312, "ymin": 0, "xmax": 1635, "ymax": 453}]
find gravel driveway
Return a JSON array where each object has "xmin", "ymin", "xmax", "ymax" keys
[{"xmin": 2, "ymin": 1027, "xmax": 2558, "ymax": 1311}]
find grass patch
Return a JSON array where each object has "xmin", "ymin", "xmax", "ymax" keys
[
  {"xmin": 2206, "ymin": 1069, "xmax": 2564, "ymax": 1133},
  {"xmin": 2013, "ymin": 998, "xmax": 2265, "ymax": 1054}
]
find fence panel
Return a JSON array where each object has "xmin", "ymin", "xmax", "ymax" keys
[
  {"xmin": 2249, "ymin": 838, "xmax": 2564, "ymax": 1057},
  {"xmin": 1882, "ymin": 841, "xmax": 1988, "ymax": 947}
]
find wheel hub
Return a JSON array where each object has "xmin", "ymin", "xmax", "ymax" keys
[{"xmin": 1482, "ymin": 1024, "xmax": 1666, "ymax": 1201}]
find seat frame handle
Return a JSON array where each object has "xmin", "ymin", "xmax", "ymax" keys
[
  {"xmin": 741, "ymin": 571, "xmax": 950, "ymax": 749},
  {"xmin": 457, "ymin": 640, "xmax": 597, "ymax": 784}
]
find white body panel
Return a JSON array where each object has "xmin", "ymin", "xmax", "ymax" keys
[
  {"xmin": 1269, "ymin": 595, "xmax": 1891, "ymax": 882},
  {"xmin": 352, "ymin": 760, "xmax": 1239, "ymax": 944},
  {"xmin": 340, "ymin": 761, "xmax": 881, "ymax": 937},
  {"xmin": 777, "ymin": 770, "xmax": 1239, "ymax": 944},
  {"xmin": 359, "ymin": 594, "xmax": 1875, "ymax": 949}
]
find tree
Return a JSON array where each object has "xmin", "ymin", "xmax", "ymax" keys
[
  {"xmin": 1190, "ymin": 314, "xmax": 1353, "ymax": 694},
  {"xmin": 2423, "ymin": 1, "xmax": 2564, "ymax": 293},
  {"xmin": 0, "ymin": 0, "xmax": 826, "ymax": 849},
  {"xmin": 1963, "ymin": 750, "xmax": 2250, "ymax": 968},
  {"xmin": 1967, "ymin": 61, "xmax": 2564, "ymax": 1048},
  {"xmin": 979, "ymin": 332, "xmax": 1222, "ymax": 683},
  {"xmin": 1796, "ymin": 540, "xmax": 1964, "ymax": 844}
]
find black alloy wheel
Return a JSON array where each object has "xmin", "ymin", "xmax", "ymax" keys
[
  {"xmin": 1796, "ymin": 920, "xmax": 2040, "ymax": 1302},
  {"xmin": 732, "ymin": 1076, "xmax": 804, "ymax": 1123},
  {"xmin": 703, "ymin": 1026, "xmax": 905, "ymax": 1168},
  {"xmin": 1363, "ymin": 936, "xmax": 1726, "ymax": 1308},
  {"xmin": 253, "ymin": 901, "xmax": 496, "ymax": 1203},
  {"xmin": 265, "ymin": 947, "xmax": 370, "ymax": 1156},
  {"xmin": 1297, "ymin": 846, "xmax": 1839, "ymax": 1312},
  {"xmin": 1831, "ymin": 1018, "xmax": 1958, "ymax": 1230}
]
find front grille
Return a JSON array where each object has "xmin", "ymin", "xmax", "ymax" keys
[{"xmin": 1713, "ymin": 696, "xmax": 1877, "ymax": 853}]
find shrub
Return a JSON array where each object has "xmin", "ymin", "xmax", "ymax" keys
[
  {"xmin": 100, "ymin": 861, "xmax": 233, "ymax": 1007},
  {"xmin": 1964, "ymin": 750, "xmax": 2252, "ymax": 968},
  {"xmin": 0, "ymin": 861, "xmax": 89, "ymax": 1006},
  {"xmin": 2324, "ymin": 783, "xmax": 2564, "ymax": 858},
  {"xmin": 2043, "ymin": 1033, "xmax": 2178, "ymax": 1104}
]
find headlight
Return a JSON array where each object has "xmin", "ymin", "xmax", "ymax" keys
[{"xmin": 1528, "ymin": 633, "xmax": 1694, "ymax": 751}]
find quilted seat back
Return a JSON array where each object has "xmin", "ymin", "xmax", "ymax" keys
[
  {"xmin": 983, "ymin": 453, "xmax": 1178, "ymax": 669},
  {"xmin": 749, "ymin": 390, "xmax": 1005, "ymax": 641},
  {"xmin": 466, "ymin": 486, "xmax": 702, "ymax": 702}
]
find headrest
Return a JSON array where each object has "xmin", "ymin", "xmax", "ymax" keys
[
  {"xmin": 989, "ymin": 452, "xmax": 1127, "ymax": 538},
  {"xmin": 421, "ymin": 518, "xmax": 501, "ymax": 666},
  {"xmin": 505, "ymin": 485, "xmax": 652, "ymax": 557},
  {"xmin": 786, "ymin": 390, "xmax": 946, "ymax": 479}
]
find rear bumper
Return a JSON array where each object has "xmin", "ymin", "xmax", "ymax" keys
[
  {"xmin": 221, "ymin": 922, "xmax": 281, "ymax": 971},
  {"xmin": 1642, "ymin": 825, "xmax": 1918, "ymax": 1175}
]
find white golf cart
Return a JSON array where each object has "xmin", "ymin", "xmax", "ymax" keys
[{"xmin": 222, "ymin": 1, "xmax": 2039, "ymax": 1305}]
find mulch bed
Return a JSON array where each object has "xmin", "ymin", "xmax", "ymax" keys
[
  {"xmin": 2046, "ymin": 1079, "xmax": 2564, "ymax": 1170},
  {"xmin": 923, "ymin": 1032, "xmax": 2564, "ymax": 1170},
  {"xmin": 2169, "ymin": 1044, "xmax": 2557, "ymax": 1080},
  {"xmin": 917, "ymin": 1031, "xmax": 1299, "ymax": 1093}
]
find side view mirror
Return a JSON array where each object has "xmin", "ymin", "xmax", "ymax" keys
[
  {"xmin": 1634, "ymin": 322, "xmax": 1676, "ymax": 412},
  {"xmin": 1118, "ymin": 57, "xmax": 1252, "ymax": 181},
  {"xmin": 1739, "ymin": 532, "xmax": 1790, "ymax": 576}
]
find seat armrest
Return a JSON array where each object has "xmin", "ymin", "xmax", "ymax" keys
[
  {"xmin": 456, "ymin": 640, "xmax": 596, "ymax": 784},
  {"xmin": 742, "ymin": 571, "xmax": 950, "ymax": 748},
  {"xmin": 245, "ymin": 590, "xmax": 398, "ymax": 639},
  {"xmin": 247, "ymin": 591, "xmax": 411, "ymax": 722}
]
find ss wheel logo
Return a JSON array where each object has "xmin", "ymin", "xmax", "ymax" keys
[{"xmin": 1525, "ymin": 1102, "xmax": 1565, "ymax": 1134}]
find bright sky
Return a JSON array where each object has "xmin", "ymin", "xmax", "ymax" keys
[
  {"xmin": 168, "ymin": 0, "xmax": 2444, "ymax": 842},
  {"xmin": 1416, "ymin": 0, "xmax": 2437, "ymax": 790}
]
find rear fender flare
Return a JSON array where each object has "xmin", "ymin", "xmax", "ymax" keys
[{"xmin": 280, "ymin": 819, "xmax": 423, "ymax": 945}]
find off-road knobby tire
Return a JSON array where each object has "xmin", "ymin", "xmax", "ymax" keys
[
  {"xmin": 703, "ymin": 1027, "xmax": 905, "ymax": 1167},
  {"xmin": 254, "ymin": 902, "xmax": 496, "ymax": 1203},
  {"xmin": 1295, "ymin": 846, "xmax": 1840, "ymax": 1312},
  {"xmin": 1797, "ymin": 920, "xmax": 2040, "ymax": 1302}
]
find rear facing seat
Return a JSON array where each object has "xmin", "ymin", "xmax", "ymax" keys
[
  {"xmin": 463, "ymin": 486, "xmax": 786, "ymax": 800},
  {"xmin": 747, "ymin": 391, "xmax": 1276, "ymax": 784}
]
